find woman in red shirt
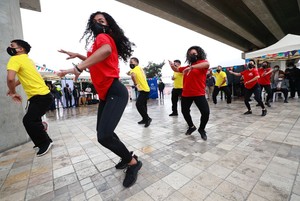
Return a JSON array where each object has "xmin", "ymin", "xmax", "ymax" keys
[
  {"xmin": 229, "ymin": 60, "xmax": 267, "ymax": 116},
  {"xmin": 169, "ymin": 46, "xmax": 210, "ymax": 141},
  {"xmin": 258, "ymin": 61, "xmax": 273, "ymax": 107},
  {"xmin": 57, "ymin": 11, "xmax": 141, "ymax": 188}
]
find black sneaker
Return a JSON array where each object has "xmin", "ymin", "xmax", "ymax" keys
[
  {"xmin": 137, "ymin": 120, "xmax": 146, "ymax": 124},
  {"xmin": 33, "ymin": 138, "xmax": 53, "ymax": 149},
  {"xmin": 185, "ymin": 126, "xmax": 196, "ymax": 135},
  {"xmin": 115, "ymin": 151, "xmax": 137, "ymax": 169},
  {"xmin": 262, "ymin": 109, "xmax": 267, "ymax": 116},
  {"xmin": 284, "ymin": 100, "xmax": 288, "ymax": 103},
  {"xmin": 36, "ymin": 142, "xmax": 53, "ymax": 157},
  {"xmin": 169, "ymin": 113, "xmax": 178, "ymax": 116},
  {"xmin": 244, "ymin": 110, "xmax": 252, "ymax": 115},
  {"xmin": 198, "ymin": 129, "xmax": 207, "ymax": 141},
  {"xmin": 123, "ymin": 160, "xmax": 143, "ymax": 188},
  {"xmin": 144, "ymin": 118, "xmax": 152, "ymax": 128},
  {"xmin": 265, "ymin": 102, "xmax": 271, "ymax": 107}
]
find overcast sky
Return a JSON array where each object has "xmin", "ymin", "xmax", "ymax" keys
[{"xmin": 20, "ymin": 0, "xmax": 245, "ymax": 78}]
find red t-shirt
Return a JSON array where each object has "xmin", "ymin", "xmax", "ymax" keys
[
  {"xmin": 87, "ymin": 34, "xmax": 119, "ymax": 100},
  {"xmin": 241, "ymin": 68, "xmax": 259, "ymax": 89},
  {"xmin": 258, "ymin": 67, "xmax": 272, "ymax": 85},
  {"xmin": 178, "ymin": 60, "xmax": 208, "ymax": 97}
]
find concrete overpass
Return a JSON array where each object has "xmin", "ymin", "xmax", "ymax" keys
[{"xmin": 116, "ymin": 0, "xmax": 300, "ymax": 53}]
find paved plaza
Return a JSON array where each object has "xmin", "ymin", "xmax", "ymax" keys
[{"xmin": 0, "ymin": 95, "xmax": 300, "ymax": 201}]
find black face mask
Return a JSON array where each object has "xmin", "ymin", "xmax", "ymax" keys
[
  {"xmin": 188, "ymin": 54, "xmax": 198, "ymax": 63},
  {"xmin": 216, "ymin": 69, "xmax": 220, "ymax": 73},
  {"xmin": 91, "ymin": 22, "xmax": 110, "ymax": 37},
  {"xmin": 129, "ymin": 64, "xmax": 135, "ymax": 69},
  {"xmin": 7, "ymin": 47, "xmax": 18, "ymax": 56},
  {"xmin": 248, "ymin": 64, "xmax": 254, "ymax": 69},
  {"xmin": 262, "ymin": 64, "xmax": 267, "ymax": 68}
]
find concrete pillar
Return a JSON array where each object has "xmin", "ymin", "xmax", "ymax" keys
[{"xmin": 0, "ymin": 0, "xmax": 29, "ymax": 152}]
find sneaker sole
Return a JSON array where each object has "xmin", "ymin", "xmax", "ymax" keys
[
  {"xmin": 37, "ymin": 142, "xmax": 53, "ymax": 157},
  {"xmin": 33, "ymin": 142, "xmax": 54, "ymax": 149}
]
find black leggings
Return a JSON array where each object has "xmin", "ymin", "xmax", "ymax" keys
[
  {"xmin": 259, "ymin": 84, "xmax": 272, "ymax": 103},
  {"xmin": 181, "ymin": 96, "xmax": 210, "ymax": 130},
  {"xmin": 244, "ymin": 84, "xmax": 265, "ymax": 111},
  {"xmin": 97, "ymin": 79, "xmax": 132, "ymax": 163}
]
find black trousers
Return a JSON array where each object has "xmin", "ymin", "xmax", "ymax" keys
[
  {"xmin": 74, "ymin": 96, "xmax": 79, "ymax": 107},
  {"xmin": 23, "ymin": 93, "xmax": 53, "ymax": 148},
  {"xmin": 136, "ymin": 91, "xmax": 150, "ymax": 121},
  {"xmin": 259, "ymin": 84, "xmax": 272, "ymax": 103},
  {"xmin": 97, "ymin": 79, "xmax": 132, "ymax": 164},
  {"xmin": 272, "ymin": 88, "xmax": 289, "ymax": 101},
  {"xmin": 171, "ymin": 88, "xmax": 182, "ymax": 114},
  {"xmin": 212, "ymin": 86, "xmax": 232, "ymax": 104},
  {"xmin": 244, "ymin": 84, "xmax": 265, "ymax": 111},
  {"xmin": 65, "ymin": 95, "xmax": 72, "ymax": 108},
  {"xmin": 290, "ymin": 79, "xmax": 300, "ymax": 97},
  {"xmin": 181, "ymin": 96, "xmax": 210, "ymax": 130}
]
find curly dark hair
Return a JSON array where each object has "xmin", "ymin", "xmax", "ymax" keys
[
  {"xmin": 185, "ymin": 46, "xmax": 206, "ymax": 64},
  {"xmin": 80, "ymin": 11, "xmax": 135, "ymax": 62}
]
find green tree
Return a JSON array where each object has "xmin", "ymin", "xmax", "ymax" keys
[{"xmin": 143, "ymin": 61, "xmax": 165, "ymax": 79}]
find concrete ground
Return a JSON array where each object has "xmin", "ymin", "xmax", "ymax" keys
[{"xmin": 0, "ymin": 95, "xmax": 300, "ymax": 201}]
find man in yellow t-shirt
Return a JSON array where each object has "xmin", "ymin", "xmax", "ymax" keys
[
  {"xmin": 212, "ymin": 65, "xmax": 232, "ymax": 104},
  {"xmin": 169, "ymin": 60, "xmax": 183, "ymax": 116},
  {"xmin": 129, "ymin": 57, "xmax": 152, "ymax": 127},
  {"xmin": 6, "ymin": 39, "xmax": 53, "ymax": 157}
]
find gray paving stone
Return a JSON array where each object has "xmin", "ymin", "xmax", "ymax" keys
[{"xmin": 0, "ymin": 95, "xmax": 299, "ymax": 201}]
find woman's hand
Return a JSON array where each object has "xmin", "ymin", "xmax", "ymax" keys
[
  {"xmin": 57, "ymin": 68, "xmax": 81, "ymax": 81},
  {"xmin": 58, "ymin": 49, "xmax": 77, "ymax": 60},
  {"xmin": 183, "ymin": 66, "xmax": 193, "ymax": 75}
]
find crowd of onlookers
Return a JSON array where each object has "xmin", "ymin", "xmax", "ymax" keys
[{"xmin": 46, "ymin": 82, "xmax": 94, "ymax": 111}]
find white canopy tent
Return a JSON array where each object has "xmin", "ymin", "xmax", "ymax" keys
[{"xmin": 245, "ymin": 34, "xmax": 300, "ymax": 62}]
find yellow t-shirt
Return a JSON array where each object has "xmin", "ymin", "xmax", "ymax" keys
[
  {"xmin": 173, "ymin": 72, "xmax": 183, "ymax": 89},
  {"xmin": 7, "ymin": 54, "xmax": 50, "ymax": 100},
  {"xmin": 129, "ymin": 65, "xmax": 150, "ymax": 92},
  {"xmin": 213, "ymin": 71, "xmax": 227, "ymax": 87}
]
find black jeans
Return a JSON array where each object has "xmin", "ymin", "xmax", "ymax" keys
[
  {"xmin": 181, "ymin": 96, "xmax": 210, "ymax": 130},
  {"xmin": 244, "ymin": 84, "xmax": 265, "ymax": 111},
  {"xmin": 23, "ymin": 93, "xmax": 53, "ymax": 148},
  {"xmin": 97, "ymin": 79, "xmax": 132, "ymax": 164},
  {"xmin": 212, "ymin": 86, "xmax": 232, "ymax": 104},
  {"xmin": 136, "ymin": 91, "xmax": 150, "ymax": 121},
  {"xmin": 259, "ymin": 84, "xmax": 272, "ymax": 103},
  {"xmin": 171, "ymin": 88, "xmax": 182, "ymax": 114}
]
